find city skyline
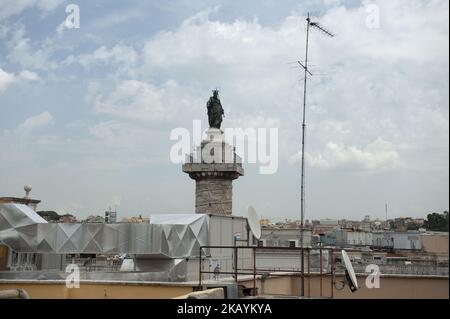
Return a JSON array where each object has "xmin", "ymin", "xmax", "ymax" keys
[{"xmin": 34, "ymin": 199, "xmax": 443, "ymax": 223}]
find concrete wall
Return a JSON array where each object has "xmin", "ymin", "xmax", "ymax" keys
[
  {"xmin": 240, "ymin": 274, "xmax": 449, "ymax": 299},
  {"xmin": 260, "ymin": 229, "xmax": 312, "ymax": 247},
  {"xmin": 205, "ymin": 215, "xmax": 253, "ymax": 280},
  {"xmin": 331, "ymin": 230, "xmax": 373, "ymax": 247},
  {"xmin": 372, "ymin": 231, "xmax": 422, "ymax": 250},
  {"xmin": 1, "ymin": 275, "xmax": 448, "ymax": 299},
  {"xmin": 346, "ymin": 231, "xmax": 373, "ymax": 246},
  {"xmin": 421, "ymin": 234, "xmax": 449, "ymax": 254},
  {"xmin": 392, "ymin": 232, "xmax": 422, "ymax": 250},
  {"xmin": 0, "ymin": 281, "xmax": 194, "ymax": 299},
  {"xmin": 372, "ymin": 232, "xmax": 393, "ymax": 248}
]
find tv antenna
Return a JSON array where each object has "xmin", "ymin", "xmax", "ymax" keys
[
  {"xmin": 385, "ymin": 203, "xmax": 388, "ymax": 228},
  {"xmin": 298, "ymin": 12, "xmax": 334, "ymax": 298}
]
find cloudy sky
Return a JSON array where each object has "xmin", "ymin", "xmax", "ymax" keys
[{"xmin": 0, "ymin": 0, "xmax": 448, "ymax": 221}]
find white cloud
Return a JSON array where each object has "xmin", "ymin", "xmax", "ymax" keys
[
  {"xmin": 88, "ymin": 121, "xmax": 119, "ymax": 141},
  {"xmin": 6, "ymin": 24, "xmax": 57, "ymax": 70},
  {"xmin": 142, "ymin": 13, "xmax": 290, "ymax": 72},
  {"xmin": 140, "ymin": 3, "xmax": 449, "ymax": 170},
  {"xmin": 92, "ymin": 8, "xmax": 144, "ymax": 29},
  {"xmin": 0, "ymin": 0, "xmax": 64, "ymax": 20},
  {"xmin": 35, "ymin": 0, "xmax": 63, "ymax": 11},
  {"xmin": 92, "ymin": 79, "xmax": 201, "ymax": 123},
  {"xmin": 0, "ymin": 67, "xmax": 39, "ymax": 94},
  {"xmin": 55, "ymin": 20, "xmax": 65, "ymax": 37},
  {"xmin": 64, "ymin": 45, "xmax": 139, "ymax": 70},
  {"xmin": 84, "ymin": 120, "xmax": 168, "ymax": 169},
  {"xmin": 228, "ymin": 114, "xmax": 280, "ymax": 129},
  {"xmin": 302, "ymin": 138, "xmax": 401, "ymax": 171},
  {"xmin": 0, "ymin": 24, "xmax": 8, "ymax": 38},
  {"xmin": 81, "ymin": 2, "xmax": 447, "ymax": 174},
  {"xmin": 17, "ymin": 111, "xmax": 54, "ymax": 132},
  {"xmin": 19, "ymin": 70, "xmax": 40, "ymax": 81},
  {"xmin": 0, "ymin": 68, "xmax": 16, "ymax": 93}
]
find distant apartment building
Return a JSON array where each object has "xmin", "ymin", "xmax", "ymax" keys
[
  {"xmin": 389, "ymin": 217, "xmax": 422, "ymax": 231},
  {"xmin": 372, "ymin": 231, "xmax": 393, "ymax": 249},
  {"xmin": 372, "ymin": 231, "xmax": 422, "ymax": 250},
  {"xmin": 84, "ymin": 215, "xmax": 105, "ymax": 223},
  {"xmin": 105, "ymin": 210, "xmax": 117, "ymax": 223},
  {"xmin": 393, "ymin": 232, "xmax": 422, "ymax": 250},
  {"xmin": 121, "ymin": 215, "xmax": 150, "ymax": 223},
  {"xmin": 260, "ymin": 228, "xmax": 312, "ymax": 247},
  {"xmin": 312, "ymin": 219, "xmax": 340, "ymax": 234},
  {"xmin": 58, "ymin": 214, "xmax": 77, "ymax": 223},
  {"xmin": 323, "ymin": 229, "xmax": 373, "ymax": 247},
  {"xmin": 347, "ymin": 230, "xmax": 373, "ymax": 246},
  {"xmin": 259, "ymin": 219, "xmax": 271, "ymax": 227},
  {"xmin": 339, "ymin": 217, "xmax": 385, "ymax": 232},
  {"xmin": 414, "ymin": 218, "xmax": 426, "ymax": 226}
]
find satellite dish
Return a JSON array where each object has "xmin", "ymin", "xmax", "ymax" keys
[
  {"xmin": 119, "ymin": 258, "xmax": 134, "ymax": 272},
  {"xmin": 247, "ymin": 206, "xmax": 261, "ymax": 240},
  {"xmin": 341, "ymin": 250, "xmax": 359, "ymax": 292}
]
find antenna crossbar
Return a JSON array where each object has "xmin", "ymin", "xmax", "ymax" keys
[{"xmin": 309, "ymin": 22, "xmax": 335, "ymax": 37}]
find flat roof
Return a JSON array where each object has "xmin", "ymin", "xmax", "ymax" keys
[{"xmin": 0, "ymin": 197, "xmax": 41, "ymax": 204}]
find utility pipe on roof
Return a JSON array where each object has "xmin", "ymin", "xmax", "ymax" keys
[{"xmin": 0, "ymin": 289, "xmax": 30, "ymax": 299}]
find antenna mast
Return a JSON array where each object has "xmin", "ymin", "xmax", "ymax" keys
[
  {"xmin": 298, "ymin": 12, "xmax": 334, "ymax": 298},
  {"xmin": 385, "ymin": 203, "xmax": 388, "ymax": 227}
]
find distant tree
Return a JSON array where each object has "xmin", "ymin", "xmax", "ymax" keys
[
  {"xmin": 389, "ymin": 221, "xmax": 395, "ymax": 230},
  {"xmin": 406, "ymin": 223, "xmax": 420, "ymax": 231},
  {"xmin": 37, "ymin": 211, "xmax": 60, "ymax": 221},
  {"xmin": 424, "ymin": 211, "xmax": 449, "ymax": 231}
]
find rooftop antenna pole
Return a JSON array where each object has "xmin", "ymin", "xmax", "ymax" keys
[
  {"xmin": 299, "ymin": 12, "xmax": 310, "ymax": 299},
  {"xmin": 385, "ymin": 203, "xmax": 388, "ymax": 227},
  {"xmin": 298, "ymin": 12, "xmax": 334, "ymax": 298}
]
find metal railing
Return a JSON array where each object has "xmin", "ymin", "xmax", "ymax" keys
[
  {"xmin": 184, "ymin": 147, "xmax": 243, "ymax": 165},
  {"xmin": 64, "ymin": 257, "xmax": 123, "ymax": 272},
  {"xmin": 9, "ymin": 252, "xmax": 38, "ymax": 271},
  {"xmin": 198, "ymin": 245, "xmax": 334, "ymax": 298},
  {"xmin": 351, "ymin": 264, "xmax": 449, "ymax": 276}
]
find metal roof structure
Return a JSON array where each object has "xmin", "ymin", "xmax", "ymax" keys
[{"xmin": 0, "ymin": 203, "xmax": 209, "ymax": 258}]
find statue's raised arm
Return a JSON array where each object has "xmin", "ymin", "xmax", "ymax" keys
[{"xmin": 206, "ymin": 89, "xmax": 224, "ymax": 130}]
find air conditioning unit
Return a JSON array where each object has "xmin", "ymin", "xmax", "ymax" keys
[{"xmin": 258, "ymin": 239, "xmax": 267, "ymax": 247}]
